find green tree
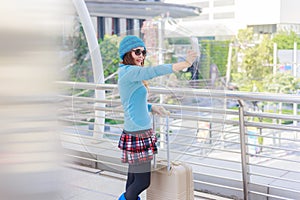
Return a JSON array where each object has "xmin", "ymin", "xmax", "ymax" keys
[
  {"xmin": 99, "ymin": 34, "xmax": 120, "ymax": 84},
  {"xmin": 243, "ymin": 35, "xmax": 273, "ymax": 82},
  {"xmin": 272, "ymin": 31, "xmax": 300, "ymax": 49},
  {"xmin": 68, "ymin": 25, "xmax": 120, "ymax": 84},
  {"xmin": 199, "ymin": 40, "xmax": 229, "ymax": 79},
  {"xmin": 69, "ymin": 24, "xmax": 92, "ymax": 83},
  {"xmin": 231, "ymin": 28, "xmax": 273, "ymax": 91},
  {"xmin": 167, "ymin": 38, "xmax": 229, "ymax": 81},
  {"xmin": 263, "ymin": 73, "xmax": 300, "ymax": 94},
  {"xmin": 231, "ymin": 28, "xmax": 300, "ymax": 93},
  {"xmin": 231, "ymin": 27, "xmax": 255, "ymax": 73}
]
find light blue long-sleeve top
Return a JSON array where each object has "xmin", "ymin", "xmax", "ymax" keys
[{"xmin": 118, "ymin": 63, "xmax": 173, "ymax": 131}]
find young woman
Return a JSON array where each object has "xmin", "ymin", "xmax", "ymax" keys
[{"xmin": 117, "ymin": 35, "xmax": 197, "ymax": 200}]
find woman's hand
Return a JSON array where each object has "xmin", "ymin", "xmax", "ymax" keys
[
  {"xmin": 186, "ymin": 50, "xmax": 198, "ymax": 65},
  {"xmin": 151, "ymin": 105, "xmax": 170, "ymax": 116},
  {"xmin": 172, "ymin": 50, "xmax": 198, "ymax": 72}
]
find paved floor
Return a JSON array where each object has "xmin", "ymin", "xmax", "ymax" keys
[
  {"xmin": 60, "ymin": 164, "xmax": 232, "ymax": 200},
  {"xmin": 61, "ymin": 165, "xmax": 126, "ymax": 200}
]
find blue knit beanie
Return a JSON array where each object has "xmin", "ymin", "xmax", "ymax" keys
[{"xmin": 119, "ymin": 35, "xmax": 146, "ymax": 60}]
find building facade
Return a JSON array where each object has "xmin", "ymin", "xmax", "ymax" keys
[
  {"xmin": 164, "ymin": 0, "xmax": 300, "ymax": 40},
  {"xmin": 86, "ymin": 0, "xmax": 203, "ymax": 40},
  {"xmin": 88, "ymin": 0, "xmax": 161, "ymax": 39}
]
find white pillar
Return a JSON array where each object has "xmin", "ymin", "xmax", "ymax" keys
[
  {"xmin": 209, "ymin": 0, "xmax": 214, "ymax": 21},
  {"xmin": 91, "ymin": 16, "xmax": 98, "ymax": 36},
  {"xmin": 134, "ymin": 19, "xmax": 140, "ymax": 36},
  {"xmin": 120, "ymin": 18, "xmax": 127, "ymax": 36},
  {"xmin": 72, "ymin": 0, "xmax": 105, "ymax": 139},
  {"xmin": 105, "ymin": 17, "xmax": 112, "ymax": 35}
]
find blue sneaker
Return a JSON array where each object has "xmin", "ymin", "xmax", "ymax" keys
[
  {"xmin": 118, "ymin": 193, "xmax": 141, "ymax": 200},
  {"xmin": 118, "ymin": 193, "xmax": 126, "ymax": 200}
]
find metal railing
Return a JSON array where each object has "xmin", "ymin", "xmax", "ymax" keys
[{"xmin": 58, "ymin": 81, "xmax": 300, "ymax": 200}]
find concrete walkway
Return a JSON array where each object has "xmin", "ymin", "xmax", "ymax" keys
[
  {"xmin": 61, "ymin": 164, "xmax": 232, "ymax": 200},
  {"xmin": 61, "ymin": 123, "xmax": 300, "ymax": 200}
]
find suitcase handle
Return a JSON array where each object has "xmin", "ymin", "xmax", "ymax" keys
[
  {"xmin": 153, "ymin": 115, "xmax": 171, "ymax": 171},
  {"xmin": 166, "ymin": 116, "xmax": 171, "ymax": 171}
]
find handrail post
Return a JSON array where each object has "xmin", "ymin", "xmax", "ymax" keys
[{"xmin": 238, "ymin": 100, "xmax": 249, "ymax": 200}]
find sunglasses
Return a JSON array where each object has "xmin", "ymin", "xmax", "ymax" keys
[{"xmin": 131, "ymin": 49, "xmax": 146, "ymax": 56}]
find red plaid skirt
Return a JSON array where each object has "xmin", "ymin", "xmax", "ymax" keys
[{"xmin": 118, "ymin": 129, "xmax": 157, "ymax": 165}]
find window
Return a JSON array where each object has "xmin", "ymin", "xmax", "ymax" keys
[
  {"xmin": 213, "ymin": 12, "xmax": 235, "ymax": 19},
  {"xmin": 97, "ymin": 17, "xmax": 105, "ymax": 39},
  {"xmin": 248, "ymin": 24, "xmax": 277, "ymax": 34},
  {"xmin": 112, "ymin": 18, "xmax": 120, "ymax": 35},
  {"xmin": 193, "ymin": 1, "xmax": 209, "ymax": 8},
  {"xmin": 214, "ymin": 0, "xmax": 235, "ymax": 7},
  {"xmin": 126, "ymin": 19, "xmax": 134, "ymax": 35}
]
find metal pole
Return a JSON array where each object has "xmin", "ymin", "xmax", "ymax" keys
[
  {"xmin": 225, "ymin": 43, "xmax": 233, "ymax": 149},
  {"xmin": 158, "ymin": 19, "xmax": 165, "ymax": 149},
  {"xmin": 273, "ymin": 43, "xmax": 277, "ymax": 75},
  {"xmin": 293, "ymin": 42, "xmax": 297, "ymax": 77},
  {"xmin": 153, "ymin": 114, "xmax": 157, "ymax": 169},
  {"xmin": 293, "ymin": 42, "xmax": 298, "ymax": 127},
  {"xmin": 278, "ymin": 102, "xmax": 282, "ymax": 145},
  {"xmin": 226, "ymin": 43, "xmax": 233, "ymax": 87},
  {"xmin": 238, "ymin": 100, "xmax": 249, "ymax": 200}
]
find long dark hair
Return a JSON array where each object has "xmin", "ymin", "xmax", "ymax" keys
[{"xmin": 121, "ymin": 52, "xmax": 148, "ymax": 89}]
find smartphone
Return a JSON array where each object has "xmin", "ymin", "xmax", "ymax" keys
[
  {"xmin": 190, "ymin": 36, "xmax": 200, "ymax": 57},
  {"xmin": 188, "ymin": 37, "xmax": 200, "ymax": 79}
]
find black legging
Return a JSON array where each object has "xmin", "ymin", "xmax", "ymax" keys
[{"xmin": 125, "ymin": 162, "xmax": 151, "ymax": 200}]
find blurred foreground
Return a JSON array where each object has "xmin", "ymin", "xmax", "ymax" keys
[{"xmin": 0, "ymin": 1, "xmax": 72, "ymax": 199}]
